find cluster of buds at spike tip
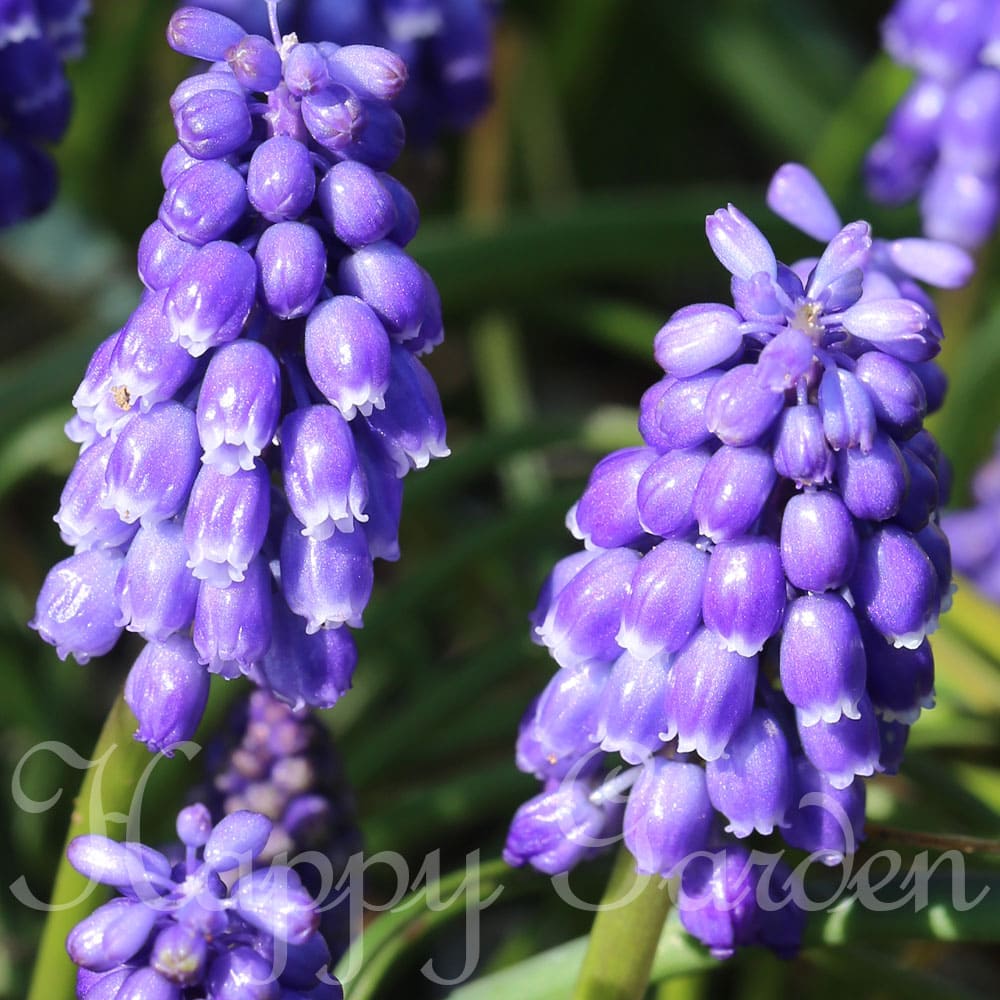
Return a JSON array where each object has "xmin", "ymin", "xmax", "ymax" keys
[
  {"xmin": 504, "ymin": 163, "xmax": 969, "ymax": 961},
  {"xmin": 942, "ymin": 437, "xmax": 1000, "ymax": 599},
  {"xmin": 66, "ymin": 803, "xmax": 342, "ymax": 999},
  {"xmin": 30, "ymin": 2, "xmax": 450, "ymax": 752},
  {"xmin": 866, "ymin": 0, "xmax": 1000, "ymax": 248},
  {"xmin": 186, "ymin": 0, "xmax": 496, "ymax": 144},
  {"xmin": 198, "ymin": 689, "xmax": 363, "ymax": 960},
  {"xmin": 0, "ymin": 0, "xmax": 89, "ymax": 226}
]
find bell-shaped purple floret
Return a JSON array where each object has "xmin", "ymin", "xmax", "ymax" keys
[
  {"xmin": 203, "ymin": 809, "xmax": 272, "ymax": 872},
  {"xmin": 197, "ymin": 340, "xmax": 281, "ymax": 475},
  {"xmin": 174, "ymin": 88, "xmax": 252, "ymax": 162},
  {"xmin": 113, "ymin": 967, "xmax": 180, "ymax": 1000},
  {"xmin": 570, "ymin": 447, "xmax": 657, "ymax": 549},
  {"xmin": 67, "ymin": 835, "xmax": 172, "ymax": 903},
  {"xmin": 780, "ymin": 489, "xmax": 857, "ymax": 592},
  {"xmin": 840, "ymin": 296, "xmax": 934, "ymax": 363},
  {"xmin": 193, "ymin": 556, "xmax": 273, "ymax": 675},
  {"xmin": 339, "ymin": 99, "xmax": 405, "ymax": 171},
  {"xmin": 116, "ymin": 519, "xmax": 199, "ymax": 642},
  {"xmin": 818, "ymin": 366, "xmax": 876, "ymax": 453},
  {"xmin": 204, "ymin": 946, "xmax": 276, "ymax": 1000},
  {"xmin": 702, "ymin": 537, "xmax": 785, "ymax": 657},
  {"xmin": 804, "ymin": 221, "xmax": 869, "ymax": 312},
  {"xmin": 851, "ymin": 525, "xmax": 939, "ymax": 648},
  {"xmin": 168, "ymin": 70, "xmax": 246, "ymax": 118},
  {"xmin": 886, "ymin": 236, "xmax": 974, "ymax": 289},
  {"xmin": 878, "ymin": 718, "xmax": 910, "ymax": 775},
  {"xmin": 706, "ymin": 204, "xmax": 777, "ymax": 280},
  {"xmin": 318, "ymin": 160, "xmax": 397, "ymax": 249},
  {"xmin": 783, "ymin": 758, "xmax": 866, "ymax": 865},
  {"xmin": 246, "ymin": 135, "xmax": 316, "ymax": 223},
  {"xmin": 705, "ymin": 364, "xmax": 786, "ymax": 447},
  {"xmin": 124, "ymin": 636, "xmax": 210, "ymax": 755},
  {"xmin": 837, "ymin": 432, "xmax": 908, "ymax": 522},
  {"xmin": 101, "ymin": 402, "xmax": 201, "ymax": 526},
  {"xmin": 382, "ymin": 173, "xmax": 419, "ymax": 246},
  {"xmin": 537, "ymin": 547, "xmax": 640, "ymax": 669},
  {"xmin": 137, "ymin": 221, "xmax": 198, "ymax": 292},
  {"xmin": 184, "ymin": 463, "xmax": 270, "ymax": 586},
  {"xmin": 176, "ymin": 803, "xmax": 212, "ymax": 848},
  {"xmin": 666, "ymin": 627, "xmax": 756, "ymax": 761},
  {"xmin": 55, "ymin": 437, "xmax": 138, "ymax": 551},
  {"xmin": 226, "ymin": 32, "xmax": 282, "ymax": 91},
  {"xmin": 256, "ymin": 221, "xmax": 327, "ymax": 320},
  {"xmin": 917, "ymin": 520, "xmax": 953, "ymax": 609},
  {"xmin": 31, "ymin": 549, "xmax": 124, "ymax": 664},
  {"xmin": 693, "ymin": 444, "xmax": 776, "ymax": 542},
  {"xmin": 159, "ymin": 159, "xmax": 247, "ymax": 247},
  {"xmin": 338, "ymin": 240, "xmax": 427, "ymax": 342},
  {"xmin": 854, "ymin": 351, "xmax": 927, "ymax": 438},
  {"xmin": 301, "ymin": 84, "xmax": 366, "ymax": 154},
  {"xmin": 780, "ymin": 593, "xmax": 865, "ymax": 726},
  {"xmin": 71, "ymin": 333, "xmax": 119, "ymax": 434},
  {"xmin": 797, "ymin": 693, "xmax": 882, "ymax": 789},
  {"xmin": 103, "ymin": 290, "xmax": 199, "ymax": 426},
  {"xmin": 895, "ymin": 446, "xmax": 939, "ymax": 532},
  {"xmin": 67, "ymin": 896, "xmax": 159, "ymax": 972},
  {"xmin": 305, "ymin": 295, "xmax": 392, "ymax": 419},
  {"xmin": 773, "ymin": 405, "xmax": 834, "ymax": 485},
  {"xmin": 519, "ymin": 661, "xmax": 607, "ymax": 777},
  {"xmin": 653, "ymin": 303, "xmax": 744, "ymax": 379},
  {"xmin": 504, "ymin": 780, "xmax": 609, "ymax": 875},
  {"xmin": 594, "ymin": 651, "xmax": 670, "ymax": 765},
  {"xmin": 706, "ymin": 708, "xmax": 794, "ymax": 837},
  {"xmin": 353, "ymin": 424, "xmax": 404, "ymax": 561},
  {"xmin": 253, "ymin": 597, "xmax": 357, "ymax": 710},
  {"xmin": 279, "ymin": 519, "xmax": 374, "ymax": 631},
  {"xmin": 766, "ymin": 163, "xmax": 842, "ymax": 242},
  {"xmin": 166, "ymin": 240, "xmax": 257, "ymax": 357},
  {"xmin": 406, "ymin": 266, "xmax": 445, "ymax": 356},
  {"xmin": 150, "ymin": 922, "xmax": 209, "ymax": 987},
  {"xmin": 921, "ymin": 162, "xmax": 1000, "ymax": 249},
  {"xmin": 328, "ymin": 43, "xmax": 408, "ymax": 102},
  {"xmin": 677, "ymin": 847, "xmax": 760, "ymax": 959},
  {"xmin": 624, "ymin": 759, "xmax": 713, "ymax": 877},
  {"xmin": 755, "ymin": 327, "xmax": 816, "ymax": 393},
  {"xmin": 640, "ymin": 372, "xmax": 720, "ymax": 451},
  {"xmin": 863, "ymin": 626, "xmax": 935, "ymax": 724},
  {"xmin": 636, "ymin": 446, "xmax": 712, "ymax": 539},
  {"xmin": 617, "ymin": 540, "xmax": 707, "ymax": 661},
  {"xmin": 281, "ymin": 404, "xmax": 369, "ymax": 540},
  {"xmin": 529, "ymin": 549, "xmax": 601, "ymax": 643},
  {"xmin": 939, "ymin": 67, "xmax": 1000, "ymax": 173},
  {"xmin": 232, "ymin": 866, "xmax": 319, "ymax": 946},
  {"xmin": 167, "ymin": 6, "xmax": 245, "ymax": 61},
  {"xmin": 364, "ymin": 345, "xmax": 449, "ymax": 474}
]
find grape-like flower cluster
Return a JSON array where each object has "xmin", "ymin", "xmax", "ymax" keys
[
  {"xmin": 67, "ymin": 804, "xmax": 340, "ymax": 999},
  {"xmin": 867, "ymin": 0, "xmax": 1000, "ymax": 248},
  {"xmin": 191, "ymin": 0, "xmax": 496, "ymax": 143},
  {"xmin": 31, "ymin": 3, "xmax": 449, "ymax": 752},
  {"xmin": 200, "ymin": 689, "xmax": 362, "ymax": 960},
  {"xmin": 0, "ymin": 0, "xmax": 88, "ymax": 226},
  {"xmin": 505, "ymin": 164, "xmax": 969, "ymax": 959}
]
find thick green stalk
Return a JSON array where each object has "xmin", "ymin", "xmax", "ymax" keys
[
  {"xmin": 25, "ymin": 695, "xmax": 176, "ymax": 1000},
  {"xmin": 572, "ymin": 847, "xmax": 674, "ymax": 1000}
]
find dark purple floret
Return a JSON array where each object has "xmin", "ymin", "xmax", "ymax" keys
[
  {"xmin": 505, "ymin": 164, "xmax": 956, "ymax": 963},
  {"xmin": 66, "ymin": 802, "xmax": 340, "ymax": 998},
  {"xmin": 31, "ymin": 2, "xmax": 450, "ymax": 752}
]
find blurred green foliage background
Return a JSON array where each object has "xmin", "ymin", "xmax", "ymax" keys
[{"xmin": 2, "ymin": 1, "xmax": 1000, "ymax": 997}]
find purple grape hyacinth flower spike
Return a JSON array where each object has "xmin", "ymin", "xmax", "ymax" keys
[
  {"xmin": 31, "ymin": 1, "xmax": 450, "ymax": 749},
  {"xmin": 66, "ymin": 802, "xmax": 341, "ymax": 998},
  {"xmin": 866, "ymin": 0, "xmax": 1000, "ymax": 249},
  {"xmin": 505, "ymin": 164, "xmax": 960, "ymax": 963}
]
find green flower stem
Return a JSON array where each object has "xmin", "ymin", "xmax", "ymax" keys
[
  {"xmin": 26, "ymin": 694, "xmax": 160, "ymax": 1000},
  {"xmin": 572, "ymin": 847, "xmax": 674, "ymax": 1000}
]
